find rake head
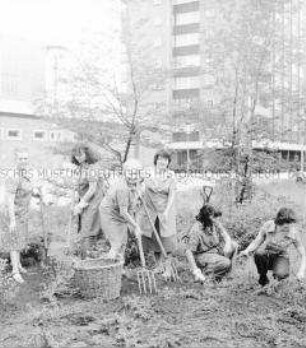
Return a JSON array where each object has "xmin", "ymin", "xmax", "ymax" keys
[
  {"xmin": 137, "ymin": 268, "xmax": 158, "ymax": 294},
  {"xmin": 162, "ymin": 258, "xmax": 181, "ymax": 283}
]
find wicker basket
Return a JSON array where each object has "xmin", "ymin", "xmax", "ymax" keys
[{"xmin": 73, "ymin": 259, "xmax": 123, "ymax": 299}]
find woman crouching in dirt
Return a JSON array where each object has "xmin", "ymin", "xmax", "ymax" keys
[
  {"xmin": 185, "ymin": 204, "xmax": 238, "ymax": 283},
  {"xmin": 239, "ymin": 207, "xmax": 306, "ymax": 286},
  {"xmin": 99, "ymin": 159, "xmax": 142, "ymax": 262},
  {"xmin": 71, "ymin": 144, "xmax": 108, "ymax": 259}
]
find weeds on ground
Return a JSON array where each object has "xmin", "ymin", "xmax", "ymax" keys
[
  {"xmin": 122, "ymin": 295, "xmax": 155, "ymax": 321},
  {"xmin": 0, "ymin": 258, "xmax": 19, "ymax": 309},
  {"xmin": 40, "ymin": 257, "xmax": 77, "ymax": 303}
]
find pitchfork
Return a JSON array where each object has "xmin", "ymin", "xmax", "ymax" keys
[
  {"xmin": 139, "ymin": 196, "xmax": 181, "ymax": 283},
  {"xmin": 135, "ymin": 232, "xmax": 158, "ymax": 294},
  {"xmin": 201, "ymin": 185, "xmax": 214, "ymax": 204}
]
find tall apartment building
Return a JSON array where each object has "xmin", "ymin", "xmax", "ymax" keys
[
  {"xmin": 123, "ymin": 0, "xmax": 227, "ymax": 168},
  {"xmin": 125, "ymin": 0, "xmax": 306, "ymax": 169}
]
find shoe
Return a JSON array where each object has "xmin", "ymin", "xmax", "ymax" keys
[
  {"xmin": 12, "ymin": 272, "xmax": 24, "ymax": 284},
  {"xmin": 161, "ymin": 269, "xmax": 172, "ymax": 281}
]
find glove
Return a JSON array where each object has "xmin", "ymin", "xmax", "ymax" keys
[
  {"xmin": 78, "ymin": 199, "xmax": 89, "ymax": 209},
  {"xmin": 193, "ymin": 268, "xmax": 206, "ymax": 283},
  {"xmin": 134, "ymin": 225, "xmax": 142, "ymax": 239},
  {"xmin": 73, "ymin": 200, "xmax": 88, "ymax": 215}
]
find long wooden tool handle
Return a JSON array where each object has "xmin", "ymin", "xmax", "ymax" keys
[
  {"xmin": 136, "ymin": 234, "xmax": 146, "ymax": 268},
  {"xmin": 140, "ymin": 196, "xmax": 167, "ymax": 258},
  {"xmin": 39, "ymin": 196, "xmax": 48, "ymax": 251}
]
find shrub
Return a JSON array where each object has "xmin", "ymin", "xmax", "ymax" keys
[{"xmin": 214, "ymin": 183, "xmax": 295, "ymax": 250}]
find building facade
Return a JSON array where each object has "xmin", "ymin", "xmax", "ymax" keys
[
  {"xmin": 0, "ymin": 36, "xmax": 75, "ymax": 171},
  {"xmin": 125, "ymin": 0, "xmax": 306, "ymax": 170}
]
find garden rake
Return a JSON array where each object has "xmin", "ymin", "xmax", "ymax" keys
[
  {"xmin": 139, "ymin": 196, "xmax": 181, "ymax": 283},
  {"xmin": 136, "ymin": 232, "xmax": 158, "ymax": 294}
]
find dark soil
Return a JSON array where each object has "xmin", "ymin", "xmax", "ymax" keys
[{"xmin": 1, "ymin": 262, "xmax": 306, "ymax": 348}]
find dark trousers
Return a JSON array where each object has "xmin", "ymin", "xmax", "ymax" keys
[{"xmin": 254, "ymin": 249, "xmax": 290, "ymax": 286}]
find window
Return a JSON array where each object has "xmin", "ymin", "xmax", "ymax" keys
[
  {"xmin": 174, "ymin": 55, "xmax": 200, "ymax": 68},
  {"xmin": 174, "ymin": 76, "xmax": 200, "ymax": 89},
  {"xmin": 49, "ymin": 131, "xmax": 62, "ymax": 141},
  {"xmin": 173, "ymin": 0, "xmax": 197, "ymax": 4},
  {"xmin": 204, "ymin": 29, "xmax": 214, "ymax": 39},
  {"xmin": 174, "ymin": 33, "xmax": 199, "ymax": 46},
  {"xmin": 203, "ymin": 74, "xmax": 215, "ymax": 86},
  {"xmin": 204, "ymin": 56, "xmax": 213, "ymax": 66},
  {"xmin": 152, "ymin": 83, "xmax": 165, "ymax": 90},
  {"xmin": 175, "ymin": 11, "xmax": 200, "ymax": 25},
  {"xmin": 173, "ymin": 97, "xmax": 198, "ymax": 110},
  {"xmin": 7, "ymin": 129, "xmax": 22, "ymax": 140},
  {"xmin": 173, "ymin": 45, "xmax": 200, "ymax": 56},
  {"xmin": 173, "ymin": 23, "xmax": 200, "ymax": 35},
  {"xmin": 33, "ymin": 130, "xmax": 46, "ymax": 140},
  {"xmin": 207, "ymin": 99, "xmax": 214, "ymax": 108}
]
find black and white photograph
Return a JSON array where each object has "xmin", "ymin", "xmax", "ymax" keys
[{"xmin": 0, "ymin": 0, "xmax": 306, "ymax": 347}]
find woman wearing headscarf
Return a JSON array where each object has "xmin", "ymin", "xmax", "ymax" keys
[
  {"xmin": 99, "ymin": 158, "xmax": 143, "ymax": 262},
  {"xmin": 185, "ymin": 204, "xmax": 238, "ymax": 283}
]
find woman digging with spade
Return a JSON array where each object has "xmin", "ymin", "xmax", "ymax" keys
[{"xmin": 138, "ymin": 149, "xmax": 178, "ymax": 280}]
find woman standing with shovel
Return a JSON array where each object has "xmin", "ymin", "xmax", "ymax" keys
[{"xmin": 139, "ymin": 149, "xmax": 178, "ymax": 280}]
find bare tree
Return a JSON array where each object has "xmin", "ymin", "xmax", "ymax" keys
[{"xmin": 37, "ymin": 16, "xmax": 169, "ymax": 168}]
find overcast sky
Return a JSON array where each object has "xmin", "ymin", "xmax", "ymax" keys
[{"xmin": 0, "ymin": 0, "xmax": 121, "ymax": 46}]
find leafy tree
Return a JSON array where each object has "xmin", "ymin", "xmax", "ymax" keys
[{"xmin": 203, "ymin": 0, "xmax": 304, "ymax": 201}]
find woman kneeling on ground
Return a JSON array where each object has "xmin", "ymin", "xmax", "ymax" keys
[
  {"xmin": 185, "ymin": 204, "xmax": 238, "ymax": 283},
  {"xmin": 99, "ymin": 159, "xmax": 142, "ymax": 262},
  {"xmin": 239, "ymin": 207, "xmax": 306, "ymax": 286}
]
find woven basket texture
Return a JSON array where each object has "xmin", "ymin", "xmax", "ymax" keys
[{"xmin": 74, "ymin": 259, "xmax": 123, "ymax": 299}]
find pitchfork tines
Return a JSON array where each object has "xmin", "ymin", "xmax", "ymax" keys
[
  {"xmin": 137, "ymin": 267, "xmax": 157, "ymax": 294},
  {"xmin": 136, "ymin": 234, "xmax": 158, "ymax": 294}
]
